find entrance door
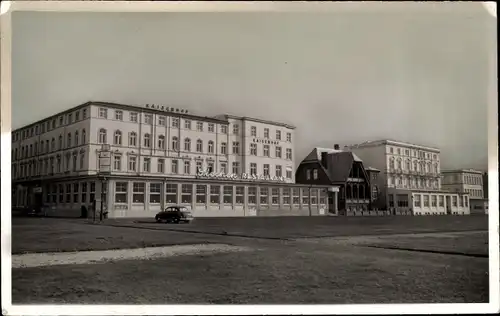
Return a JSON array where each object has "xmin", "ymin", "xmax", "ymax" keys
[
  {"xmin": 328, "ymin": 194, "xmax": 337, "ymax": 215},
  {"xmin": 446, "ymin": 196, "xmax": 451, "ymax": 214}
]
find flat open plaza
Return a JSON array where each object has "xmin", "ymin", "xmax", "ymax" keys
[{"xmin": 11, "ymin": 215, "xmax": 490, "ymax": 304}]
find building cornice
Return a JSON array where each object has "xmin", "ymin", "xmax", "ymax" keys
[
  {"xmin": 217, "ymin": 114, "xmax": 296, "ymax": 130},
  {"xmin": 348, "ymin": 139, "xmax": 440, "ymax": 153}
]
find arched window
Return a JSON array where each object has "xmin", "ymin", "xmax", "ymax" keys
[
  {"xmin": 396, "ymin": 159, "xmax": 402, "ymax": 170},
  {"xmin": 208, "ymin": 141, "xmax": 214, "ymax": 154},
  {"xmin": 114, "ymin": 130, "xmax": 122, "ymax": 145},
  {"xmin": 67, "ymin": 133, "xmax": 72, "ymax": 148},
  {"xmin": 82, "ymin": 129, "xmax": 86, "ymax": 144},
  {"xmin": 389, "ymin": 157, "xmax": 395, "ymax": 170},
  {"xmin": 75, "ymin": 131, "xmax": 79, "ymax": 146},
  {"xmin": 158, "ymin": 135, "xmax": 165, "ymax": 149},
  {"xmin": 196, "ymin": 139, "xmax": 203, "ymax": 152},
  {"xmin": 413, "ymin": 160, "xmax": 418, "ymax": 171},
  {"xmin": 144, "ymin": 133, "xmax": 151, "ymax": 147},
  {"xmin": 405, "ymin": 159, "xmax": 410, "ymax": 170},
  {"xmin": 433, "ymin": 163, "xmax": 438, "ymax": 174},
  {"xmin": 59, "ymin": 135, "xmax": 63, "ymax": 148},
  {"xmin": 184, "ymin": 138, "xmax": 191, "ymax": 152},
  {"xmin": 98, "ymin": 128, "xmax": 107, "ymax": 144},
  {"xmin": 172, "ymin": 136, "xmax": 179, "ymax": 151},
  {"xmin": 129, "ymin": 132, "xmax": 137, "ymax": 146}
]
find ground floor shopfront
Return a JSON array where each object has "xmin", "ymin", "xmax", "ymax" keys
[{"xmin": 13, "ymin": 176, "xmax": 338, "ymax": 218}]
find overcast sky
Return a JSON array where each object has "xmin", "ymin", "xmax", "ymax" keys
[{"xmin": 12, "ymin": 3, "xmax": 495, "ymax": 170}]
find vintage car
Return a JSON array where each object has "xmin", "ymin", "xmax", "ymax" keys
[{"xmin": 155, "ymin": 206, "xmax": 194, "ymax": 224}]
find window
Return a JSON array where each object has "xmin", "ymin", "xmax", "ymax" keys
[
  {"xmin": 114, "ymin": 130, "xmax": 122, "ymax": 145},
  {"xmin": 113, "ymin": 155, "xmax": 121, "ymax": 171},
  {"xmin": 79, "ymin": 151, "xmax": 85, "ymax": 169},
  {"xmin": 158, "ymin": 116, "xmax": 166, "ymax": 126},
  {"xmin": 221, "ymin": 142, "xmax": 227, "ymax": 155},
  {"xmin": 248, "ymin": 187, "xmax": 257, "ymax": 204},
  {"xmin": 143, "ymin": 158, "xmax": 151, "ymax": 172},
  {"xmin": 150, "ymin": 183, "xmax": 161, "ymax": 203},
  {"xmin": 128, "ymin": 156, "xmax": 137, "ymax": 171},
  {"xmin": 459, "ymin": 195, "xmax": 464, "ymax": 207},
  {"xmin": 271, "ymin": 188, "xmax": 279, "ymax": 205},
  {"xmin": 184, "ymin": 138, "xmax": 191, "ymax": 152},
  {"xmin": 452, "ymin": 196, "xmax": 458, "ymax": 207},
  {"xmin": 438, "ymin": 195, "xmax": 444, "ymax": 207},
  {"xmin": 306, "ymin": 170, "xmax": 311, "ymax": 180},
  {"xmin": 423, "ymin": 195, "xmax": 430, "ymax": 207},
  {"xmin": 65, "ymin": 154, "xmax": 71, "ymax": 171},
  {"xmin": 262, "ymin": 128, "xmax": 269, "ymax": 138},
  {"xmin": 75, "ymin": 111, "xmax": 80, "ymax": 121},
  {"xmin": 144, "ymin": 134, "xmax": 151, "ymax": 148},
  {"xmin": 234, "ymin": 186, "xmax": 244, "ymax": 204},
  {"xmin": 132, "ymin": 182, "xmax": 145, "ymax": 203},
  {"xmin": 74, "ymin": 131, "xmax": 79, "ymax": 146},
  {"xmin": 196, "ymin": 139, "xmax": 203, "ymax": 153},
  {"xmin": 172, "ymin": 118, "xmax": 179, "ymax": 128},
  {"xmin": 72, "ymin": 183, "xmax": 79, "ymax": 203},
  {"xmin": 232, "ymin": 162, "xmax": 240, "ymax": 174},
  {"xmin": 196, "ymin": 122, "xmax": 203, "ymax": 131},
  {"xmin": 312, "ymin": 169, "xmax": 318, "ymax": 180},
  {"xmin": 263, "ymin": 164, "xmax": 270, "ymax": 176},
  {"xmin": 414, "ymin": 195, "xmax": 421, "ymax": 207},
  {"xmin": 184, "ymin": 160, "xmax": 191, "ymax": 174},
  {"xmin": 178, "ymin": 184, "xmax": 192, "ymax": 204},
  {"xmin": 286, "ymin": 169, "xmax": 293, "ymax": 179},
  {"xmin": 260, "ymin": 187, "xmax": 269, "ymax": 205},
  {"xmin": 464, "ymin": 196, "xmax": 468, "ymax": 207},
  {"xmin": 115, "ymin": 110, "xmax": 123, "ymax": 120},
  {"xmin": 158, "ymin": 135, "xmax": 165, "ymax": 149},
  {"xmin": 196, "ymin": 160, "xmax": 203, "ymax": 173},
  {"xmin": 82, "ymin": 129, "xmax": 86, "ymax": 144},
  {"xmin": 431, "ymin": 195, "xmax": 437, "ymax": 207},
  {"xmin": 283, "ymin": 188, "xmax": 291, "ymax": 205},
  {"xmin": 81, "ymin": 182, "xmax": 87, "ymax": 204},
  {"xmin": 59, "ymin": 135, "xmax": 63, "ymax": 148},
  {"xmin": 210, "ymin": 185, "xmax": 220, "ymax": 204},
  {"xmin": 263, "ymin": 145, "xmax": 270, "ymax": 157},
  {"xmin": 115, "ymin": 182, "xmax": 128, "ymax": 203},
  {"xmin": 286, "ymin": 148, "xmax": 292, "ymax": 160},
  {"xmin": 250, "ymin": 163, "xmax": 257, "ymax": 175},
  {"xmin": 98, "ymin": 108, "xmax": 108, "ymax": 119},
  {"xmin": 275, "ymin": 130, "xmax": 282, "ymax": 140},
  {"xmin": 208, "ymin": 141, "xmax": 214, "ymax": 154},
  {"xmin": 58, "ymin": 184, "xmax": 64, "ymax": 203},
  {"xmin": 171, "ymin": 159, "xmax": 178, "ymax": 174},
  {"xmin": 158, "ymin": 159, "xmax": 164, "ymax": 173},
  {"xmin": 65, "ymin": 184, "xmax": 71, "ymax": 203},
  {"xmin": 220, "ymin": 162, "xmax": 227, "ymax": 174},
  {"xmin": 223, "ymin": 186, "xmax": 233, "ymax": 204},
  {"xmin": 251, "ymin": 126, "xmax": 257, "ymax": 137},
  {"xmin": 172, "ymin": 137, "xmax": 179, "ymax": 151},
  {"xmin": 166, "ymin": 184, "xmax": 177, "ymax": 204},
  {"xmin": 130, "ymin": 112, "xmax": 138, "ymax": 122},
  {"xmin": 207, "ymin": 161, "xmax": 214, "ymax": 173},
  {"xmin": 184, "ymin": 120, "xmax": 192, "ymax": 130},
  {"xmin": 196, "ymin": 185, "xmax": 207, "ymax": 204},
  {"xmin": 144, "ymin": 114, "xmax": 153, "ymax": 124},
  {"xmin": 250, "ymin": 143, "xmax": 257, "ymax": 156},
  {"xmin": 221, "ymin": 125, "xmax": 228, "ymax": 134},
  {"xmin": 208, "ymin": 123, "xmax": 215, "ymax": 132},
  {"xmin": 233, "ymin": 124, "xmax": 239, "ymax": 135},
  {"xmin": 275, "ymin": 146, "xmax": 282, "ymax": 158},
  {"xmin": 98, "ymin": 129, "xmax": 107, "ymax": 144},
  {"xmin": 232, "ymin": 142, "xmax": 240, "ymax": 154},
  {"xmin": 301, "ymin": 188, "xmax": 309, "ymax": 206}
]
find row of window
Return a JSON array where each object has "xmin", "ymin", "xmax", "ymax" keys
[
  {"xmin": 97, "ymin": 129, "xmax": 293, "ymax": 159},
  {"xmin": 113, "ymin": 155, "xmax": 293, "ymax": 178},
  {"xmin": 464, "ymin": 175, "xmax": 483, "ymax": 185},
  {"xmin": 388, "ymin": 158, "xmax": 439, "ymax": 174},
  {"xmin": 98, "ymin": 107, "xmax": 293, "ymax": 141},
  {"xmin": 12, "ymin": 151, "xmax": 86, "ymax": 179},
  {"xmin": 465, "ymin": 188, "xmax": 483, "ymax": 198},
  {"xmin": 13, "ymin": 108, "xmax": 88, "ymax": 142},
  {"xmin": 13, "ymin": 129, "xmax": 87, "ymax": 161},
  {"xmin": 389, "ymin": 147, "xmax": 438, "ymax": 161},
  {"xmin": 388, "ymin": 176, "xmax": 439, "ymax": 189},
  {"xmin": 414, "ymin": 194, "xmax": 468, "ymax": 208}
]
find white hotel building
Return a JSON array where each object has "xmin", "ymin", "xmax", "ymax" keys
[
  {"xmin": 346, "ymin": 140, "xmax": 470, "ymax": 215},
  {"xmin": 441, "ymin": 169, "xmax": 488, "ymax": 214},
  {"xmin": 12, "ymin": 101, "xmax": 331, "ymax": 218}
]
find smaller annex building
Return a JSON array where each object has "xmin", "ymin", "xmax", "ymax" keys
[{"xmin": 295, "ymin": 145, "xmax": 375, "ymax": 216}]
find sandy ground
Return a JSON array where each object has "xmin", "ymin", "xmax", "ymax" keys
[{"xmin": 12, "ymin": 243, "xmax": 251, "ymax": 268}]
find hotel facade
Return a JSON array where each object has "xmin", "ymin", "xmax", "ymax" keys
[
  {"xmin": 441, "ymin": 169, "xmax": 488, "ymax": 214},
  {"xmin": 346, "ymin": 140, "xmax": 470, "ymax": 215},
  {"xmin": 11, "ymin": 101, "xmax": 333, "ymax": 218}
]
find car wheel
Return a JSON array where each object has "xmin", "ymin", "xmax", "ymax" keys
[
  {"xmin": 174, "ymin": 217, "xmax": 180, "ymax": 224},
  {"xmin": 155, "ymin": 217, "xmax": 161, "ymax": 223}
]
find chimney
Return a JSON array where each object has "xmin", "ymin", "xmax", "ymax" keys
[
  {"xmin": 334, "ymin": 144, "xmax": 340, "ymax": 150},
  {"xmin": 321, "ymin": 152, "xmax": 329, "ymax": 169}
]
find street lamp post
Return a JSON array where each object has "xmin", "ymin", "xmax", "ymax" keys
[{"xmin": 98, "ymin": 144, "xmax": 111, "ymax": 222}]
